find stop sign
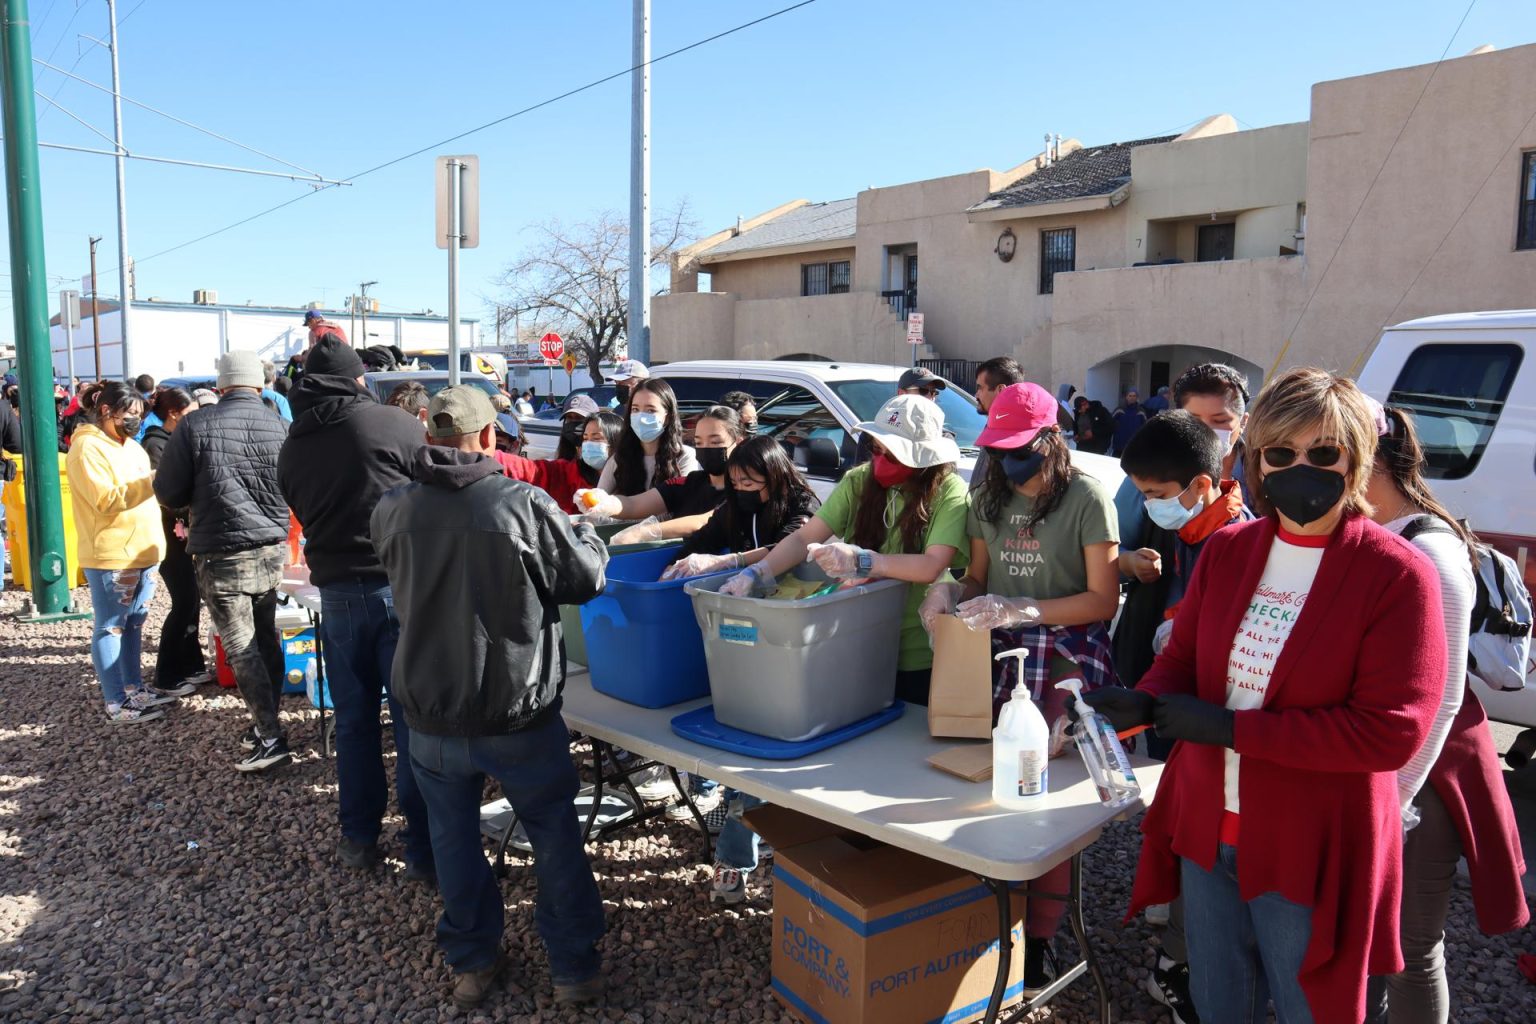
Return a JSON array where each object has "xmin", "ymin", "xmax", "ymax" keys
[{"xmin": 538, "ymin": 332, "xmax": 564, "ymax": 362}]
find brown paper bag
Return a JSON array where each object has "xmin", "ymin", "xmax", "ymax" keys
[
  {"xmin": 927, "ymin": 614, "xmax": 994, "ymax": 739},
  {"xmin": 927, "ymin": 743, "xmax": 993, "ymax": 782}
]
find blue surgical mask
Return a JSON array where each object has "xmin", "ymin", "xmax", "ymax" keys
[
  {"xmin": 580, "ymin": 441, "xmax": 608, "ymax": 469},
  {"xmin": 630, "ymin": 411, "xmax": 665, "ymax": 443},
  {"xmin": 1145, "ymin": 485, "xmax": 1203, "ymax": 531},
  {"xmin": 1001, "ymin": 450, "xmax": 1046, "ymax": 486}
]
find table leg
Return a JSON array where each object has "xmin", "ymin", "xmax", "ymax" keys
[
  {"xmin": 1066, "ymin": 851, "xmax": 1111, "ymax": 1024},
  {"xmin": 664, "ymin": 765, "xmax": 713, "ymax": 862},
  {"xmin": 982, "ymin": 878, "xmax": 1015, "ymax": 1024},
  {"xmin": 312, "ymin": 609, "xmax": 328, "ymax": 759}
]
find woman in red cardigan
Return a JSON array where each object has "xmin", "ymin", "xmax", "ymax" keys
[{"xmin": 1085, "ymin": 368, "xmax": 1447, "ymax": 1024}]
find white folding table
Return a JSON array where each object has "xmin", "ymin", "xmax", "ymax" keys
[{"xmin": 556, "ymin": 671, "xmax": 1162, "ymax": 1024}]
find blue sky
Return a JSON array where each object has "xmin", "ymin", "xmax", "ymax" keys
[{"xmin": 2, "ymin": 0, "xmax": 1530, "ymax": 348}]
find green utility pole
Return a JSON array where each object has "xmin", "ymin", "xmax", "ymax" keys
[{"xmin": 2, "ymin": 0, "xmax": 79, "ymax": 619}]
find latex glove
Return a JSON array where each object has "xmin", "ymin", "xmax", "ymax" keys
[
  {"xmin": 805, "ymin": 541, "xmax": 867, "ymax": 579},
  {"xmin": 1151, "ymin": 618, "xmax": 1174, "ymax": 656},
  {"xmin": 719, "ymin": 562, "xmax": 771, "ymax": 598},
  {"xmin": 574, "ymin": 488, "xmax": 623, "ymax": 520},
  {"xmin": 955, "ymin": 595, "xmax": 1041, "ymax": 632},
  {"xmin": 609, "ymin": 517, "xmax": 663, "ymax": 546},
  {"xmin": 918, "ymin": 582, "xmax": 961, "ymax": 636},
  {"xmin": 1122, "ymin": 548, "xmax": 1163, "ymax": 583},
  {"xmin": 1074, "ymin": 686, "xmax": 1154, "ymax": 732},
  {"xmin": 660, "ymin": 552, "xmax": 738, "ymax": 581},
  {"xmin": 1153, "ymin": 694, "xmax": 1235, "ymax": 748}
]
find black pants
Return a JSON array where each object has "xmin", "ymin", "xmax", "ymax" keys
[
  {"xmin": 895, "ymin": 668, "xmax": 932, "ymax": 707},
  {"xmin": 155, "ymin": 518, "xmax": 205, "ymax": 685}
]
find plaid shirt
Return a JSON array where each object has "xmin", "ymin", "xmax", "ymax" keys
[{"xmin": 989, "ymin": 622, "xmax": 1118, "ymax": 716}]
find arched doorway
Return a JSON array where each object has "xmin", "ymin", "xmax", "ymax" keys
[{"xmin": 1085, "ymin": 345, "xmax": 1264, "ymax": 408}]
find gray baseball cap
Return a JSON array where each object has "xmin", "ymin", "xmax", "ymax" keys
[{"xmin": 427, "ymin": 385, "xmax": 497, "ymax": 439}]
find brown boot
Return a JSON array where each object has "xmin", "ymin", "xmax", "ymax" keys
[
  {"xmin": 451, "ymin": 959, "xmax": 502, "ymax": 1010},
  {"xmin": 553, "ymin": 972, "xmax": 606, "ymax": 1007}
]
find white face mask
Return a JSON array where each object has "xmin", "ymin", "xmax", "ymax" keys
[
  {"xmin": 1211, "ymin": 428, "xmax": 1233, "ymax": 454},
  {"xmin": 1145, "ymin": 484, "xmax": 1203, "ymax": 531}
]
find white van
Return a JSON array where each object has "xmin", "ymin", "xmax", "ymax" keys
[{"xmin": 1358, "ymin": 311, "xmax": 1534, "ymax": 728}]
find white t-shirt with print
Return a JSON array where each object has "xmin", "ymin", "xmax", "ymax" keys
[{"xmin": 1223, "ymin": 531, "xmax": 1326, "ymax": 813}]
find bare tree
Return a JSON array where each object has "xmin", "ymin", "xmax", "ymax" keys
[{"xmin": 492, "ymin": 203, "xmax": 693, "ymax": 386}]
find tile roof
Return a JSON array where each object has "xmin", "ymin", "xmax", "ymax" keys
[
  {"xmin": 970, "ymin": 135, "xmax": 1177, "ymax": 212},
  {"xmin": 703, "ymin": 197, "xmax": 857, "ymax": 258}
]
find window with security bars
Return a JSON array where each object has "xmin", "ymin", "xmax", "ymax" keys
[
  {"xmin": 1039, "ymin": 228, "xmax": 1075, "ymax": 294},
  {"xmin": 1519, "ymin": 152, "xmax": 1536, "ymax": 251},
  {"xmin": 802, "ymin": 260, "xmax": 852, "ymax": 296}
]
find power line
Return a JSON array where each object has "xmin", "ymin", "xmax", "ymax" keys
[
  {"xmin": 33, "ymin": 89, "xmax": 120, "ymax": 149},
  {"xmin": 35, "ymin": 57, "xmax": 324, "ymax": 177},
  {"xmin": 120, "ymin": 0, "xmax": 819, "ymax": 270},
  {"xmin": 1273, "ymin": 0, "xmax": 1480, "ymax": 367}
]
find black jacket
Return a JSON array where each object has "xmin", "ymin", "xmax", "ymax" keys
[
  {"xmin": 1, "ymin": 399, "xmax": 20, "ymax": 455},
  {"xmin": 372, "ymin": 446, "xmax": 608, "ymax": 737},
  {"xmin": 153, "ymin": 389, "xmax": 289, "ymax": 555},
  {"xmin": 277, "ymin": 374, "xmax": 423, "ymax": 586},
  {"xmin": 680, "ymin": 485, "xmax": 820, "ymax": 558}
]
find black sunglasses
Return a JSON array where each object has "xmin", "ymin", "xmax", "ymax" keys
[{"xmin": 1260, "ymin": 443, "xmax": 1344, "ymax": 469}]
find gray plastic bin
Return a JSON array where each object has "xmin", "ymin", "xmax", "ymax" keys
[{"xmin": 686, "ymin": 567, "xmax": 908, "ymax": 742}]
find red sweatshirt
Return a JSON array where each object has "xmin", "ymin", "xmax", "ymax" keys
[
  {"xmin": 493, "ymin": 451, "xmax": 587, "ymax": 513},
  {"xmin": 1130, "ymin": 513, "xmax": 1446, "ymax": 1024}
]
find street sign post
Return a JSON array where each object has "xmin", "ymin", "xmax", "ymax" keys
[
  {"xmin": 539, "ymin": 332, "xmax": 564, "ymax": 363},
  {"xmin": 906, "ymin": 312, "xmax": 924, "ymax": 366},
  {"xmin": 436, "ymin": 155, "xmax": 479, "ymax": 385},
  {"xmin": 561, "ymin": 351, "xmax": 578, "ymax": 391},
  {"xmin": 59, "ymin": 289, "xmax": 80, "ymax": 384}
]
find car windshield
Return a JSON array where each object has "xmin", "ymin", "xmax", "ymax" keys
[
  {"xmin": 368, "ymin": 376, "xmax": 498, "ymax": 404},
  {"xmin": 829, "ymin": 378, "xmax": 986, "ymax": 450}
]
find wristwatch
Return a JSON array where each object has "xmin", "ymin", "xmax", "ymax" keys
[{"xmin": 855, "ymin": 548, "xmax": 875, "ymax": 578}]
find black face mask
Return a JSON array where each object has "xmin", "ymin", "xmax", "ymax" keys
[
  {"xmin": 118, "ymin": 416, "xmax": 142, "ymax": 437},
  {"xmin": 696, "ymin": 446, "xmax": 729, "ymax": 476},
  {"xmin": 734, "ymin": 489, "xmax": 765, "ymax": 515},
  {"xmin": 1001, "ymin": 450, "xmax": 1046, "ymax": 486},
  {"xmin": 560, "ymin": 420, "xmax": 584, "ymax": 445},
  {"xmin": 1261, "ymin": 464, "xmax": 1346, "ymax": 526}
]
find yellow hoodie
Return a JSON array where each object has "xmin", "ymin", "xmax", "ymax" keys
[{"xmin": 65, "ymin": 422, "xmax": 166, "ymax": 570}]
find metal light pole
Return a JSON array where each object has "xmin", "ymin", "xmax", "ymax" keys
[
  {"xmin": 1, "ymin": 0, "xmax": 81, "ymax": 618},
  {"xmin": 88, "ymin": 234, "xmax": 101, "ymax": 376},
  {"xmin": 446, "ymin": 158, "xmax": 461, "ymax": 385},
  {"xmin": 627, "ymin": 0, "xmax": 651, "ymax": 365},
  {"xmin": 106, "ymin": 0, "xmax": 131, "ymax": 378}
]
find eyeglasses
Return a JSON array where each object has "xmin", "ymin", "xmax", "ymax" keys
[{"xmin": 1260, "ymin": 443, "xmax": 1345, "ymax": 469}]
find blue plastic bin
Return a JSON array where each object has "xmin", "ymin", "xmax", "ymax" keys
[{"xmin": 580, "ymin": 545, "xmax": 736, "ymax": 708}]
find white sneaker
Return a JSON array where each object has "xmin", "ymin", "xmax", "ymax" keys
[
  {"xmin": 709, "ymin": 864, "xmax": 748, "ymax": 905},
  {"xmin": 106, "ymin": 703, "xmax": 163, "ymax": 725},
  {"xmin": 151, "ymin": 680, "xmax": 198, "ymax": 698},
  {"xmin": 1144, "ymin": 902, "xmax": 1171, "ymax": 926},
  {"xmin": 627, "ymin": 765, "xmax": 678, "ymax": 804},
  {"xmin": 124, "ymin": 689, "xmax": 175, "ymax": 710},
  {"xmin": 666, "ymin": 784, "xmax": 724, "ymax": 821}
]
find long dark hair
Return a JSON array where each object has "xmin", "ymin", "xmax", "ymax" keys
[
  {"xmin": 717, "ymin": 435, "xmax": 815, "ymax": 546},
  {"xmin": 614, "ymin": 377, "xmax": 686, "ymax": 494},
  {"xmin": 80, "ymin": 380, "xmax": 144, "ymax": 429},
  {"xmin": 850, "ymin": 460, "xmax": 953, "ymax": 554},
  {"xmin": 1380, "ymin": 405, "xmax": 1478, "ymax": 568},
  {"xmin": 976, "ymin": 427, "xmax": 1075, "ymax": 531},
  {"xmin": 151, "ymin": 386, "xmax": 193, "ymax": 421},
  {"xmin": 581, "ymin": 411, "xmax": 625, "ymax": 487}
]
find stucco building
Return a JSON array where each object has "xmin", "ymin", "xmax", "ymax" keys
[{"xmin": 655, "ymin": 43, "xmax": 1536, "ymax": 401}]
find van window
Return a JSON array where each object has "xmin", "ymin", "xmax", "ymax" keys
[{"xmin": 1386, "ymin": 343, "xmax": 1523, "ymax": 479}]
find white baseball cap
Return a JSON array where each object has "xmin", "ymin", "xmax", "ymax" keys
[
  {"xmin": 855, "ymin": 394, "xmax": 961, "ymax": 469},
  {"xmin": 606, "ymin": 359, "xmax": 650, "ymax": 383}
]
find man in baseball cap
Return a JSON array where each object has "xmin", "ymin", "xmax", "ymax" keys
[
  {"xmin": 370, "ymin": 382, "xmax": 609, "ymax": 1011},
  {"xmin": 303, "ymin": 308, "xmax": 350, "ymax": 349},
  {"xmin": 897, "ymin": 366, "xmax": 947, "ymax": 400},
  {"xmin": 603, "ymin": 359, "xmax": 649, "ymax": 409}
]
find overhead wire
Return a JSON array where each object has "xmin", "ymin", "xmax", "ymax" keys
[{"xmin": 119, "ymin": 0, "xmax": 820, "ymax": 271}]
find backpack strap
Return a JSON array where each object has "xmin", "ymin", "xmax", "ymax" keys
[{"xmin": 1399, "ymin": 514, "xmax": 1455, "ymax": 545}]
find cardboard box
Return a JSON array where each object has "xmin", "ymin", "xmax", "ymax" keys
[{"xmin": 747, "ymin": 806, "xmax": 1026, "ymax": 1024}]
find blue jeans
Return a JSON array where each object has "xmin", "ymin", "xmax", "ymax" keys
[
  {"xmin": 715, "ymin": 790, "xmax": 765, "ymax": 871},
  {"xmin": 409, "ymin": 710, "xmax": 605, "ymax": 981},
  {"xmin": 85, "ymin": 566, "xmax": 158, "ymax": 707},
  {"xmin": 319, "ymin": 581, "xmax": 431, "ymax": 866},
  {"xmin": 1182, "ymin": 845, "xmax": 1315, "ymax": 1024}
]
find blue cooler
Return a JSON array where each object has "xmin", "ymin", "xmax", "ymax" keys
[
  {"xmin": 275, "ymin": 602, "xmax": 317, "ymax": 696},
  {"xmin": 579, "ymin": 545, "xmax": 735, "ymax": 708}
]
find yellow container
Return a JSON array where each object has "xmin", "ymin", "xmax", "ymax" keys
[{"xmin": 2, "ymin": 454, "xmax": 87, "ymax": 590}]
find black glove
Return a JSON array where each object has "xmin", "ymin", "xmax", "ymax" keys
[
  {"xmin": 1153, "ymin": 694, "xmax": 1235, "ymax": 748},
  {"xmin": 1076, "ymin": 686, "xmax": 1155, "ymax": 733}
]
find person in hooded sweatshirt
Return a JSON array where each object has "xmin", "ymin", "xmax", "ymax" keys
[
  {"xmin": 277, "ymin": 336, "xmax": 433, "ymax": 881},
  {"xmin": 371, "ymin": 385, "xmax": 609, "ymax": 1012}
]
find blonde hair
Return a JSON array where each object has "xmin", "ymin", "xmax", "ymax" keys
[{"xmin": 1243, "ymin": 367, "xmax": 1377, "ymax": 519}]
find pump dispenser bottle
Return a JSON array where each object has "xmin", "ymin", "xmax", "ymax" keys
[
  {"xmin": 991, "ymin": 649, "xmax": 1050, "ymax": 809},
  {"xmin": 1055, "ymin": 679, "xmax": 1141, "ymax": 809}
]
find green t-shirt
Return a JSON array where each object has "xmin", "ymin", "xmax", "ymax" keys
[
  {"xmin": 966, "ymin": 473, "xmax": 1118, "ymax": 601},
  {"xmin": 815, "ymin": 464, "xmax": 970, "ymax": 672}
]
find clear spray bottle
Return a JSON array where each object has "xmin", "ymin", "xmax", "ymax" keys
[{"xmin": 1054, "ymin": 679, "xmax": 1141, "ymax": 810}]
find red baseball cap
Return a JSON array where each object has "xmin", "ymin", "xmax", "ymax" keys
[{"xmin": 975, "ymin": 382, "xmax": 1058, "ymax": 449}]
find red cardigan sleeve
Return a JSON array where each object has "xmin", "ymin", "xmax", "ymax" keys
[
  {"xmin": 1134, "ymin": 527, "xmax": 1228, "ymax": 699},
  {"xmin": 1233, "ymin": 553, "xmax": 1447, "ymax": 774},
  {"xmin": 494, "ymin": 452, "xmax": 583, "ymax": 514}
]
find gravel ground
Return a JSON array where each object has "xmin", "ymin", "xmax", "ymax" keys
[{"xmin": 1, "ymin": 584, "xmax": 1533, "ymax": 1023}]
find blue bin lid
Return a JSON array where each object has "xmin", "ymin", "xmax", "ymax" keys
[{"xmin": 669, "ymin": 702, "xmax": 905, "ymax": 760}]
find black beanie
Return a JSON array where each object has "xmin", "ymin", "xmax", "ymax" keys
[{"xmin": 306, "ymin": 335, "xmax": 365, "ymax": 379}]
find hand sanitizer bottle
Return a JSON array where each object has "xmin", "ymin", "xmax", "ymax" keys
[
  {"xmin": 1054, "ymin": 679, "xmax": 1141, "ymax": 809},
  {"xmin": 992, "ymin": 649, "xmax": 1050, "ymax": 809}
]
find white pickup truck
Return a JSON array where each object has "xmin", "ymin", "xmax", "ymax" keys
[{"xmin": 517, "ymin": 359, "xmax": 1125, "ymax": 500}]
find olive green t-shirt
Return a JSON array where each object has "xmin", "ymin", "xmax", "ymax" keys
[
  {"xmin": 815, "ymin": 464, "xmax": 970, "ymax": 672},
  {"xmin": 966, "ymin": 473, "xmax": 1118, "ymax": 601}
]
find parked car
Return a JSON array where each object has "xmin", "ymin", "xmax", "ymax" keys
[
  {"xmin": 362, "ymin": 371, "xmax": 501, "ymax": 407},
  {"xmin": 518, "ymin": 360, "xmax": 1125, "ymax": 501},
  {"xmin": 1358, "ymin": 310, "xmax": 1534, "ymax": 731},
  {"xmin": 532, "ymin": 384, "xmax": 620, "ymax": 420}
]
